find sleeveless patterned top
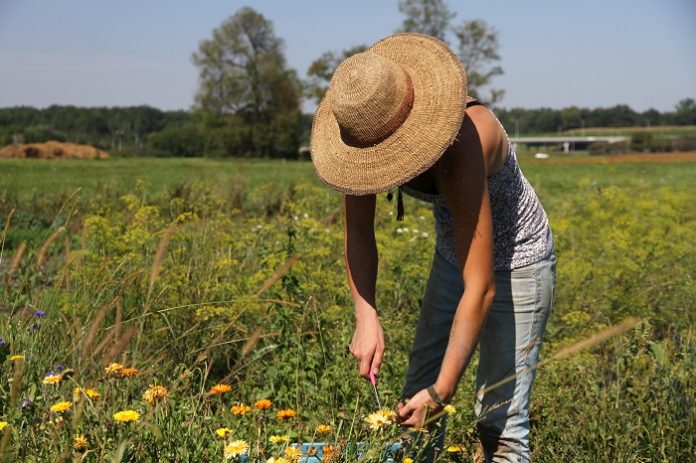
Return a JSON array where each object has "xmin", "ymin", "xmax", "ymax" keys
[{"xmin": 402, "ymin": 105, "xmax": 553, "ymax": 271}]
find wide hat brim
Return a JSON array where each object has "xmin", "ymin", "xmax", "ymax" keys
[{"xmin": 310, "ymin": 33, "xmax": 467, "ymax": 195}]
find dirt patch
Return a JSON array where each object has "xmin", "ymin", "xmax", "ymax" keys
[
  {"xmin": 0, "ymin": 140, "xmax": 110, "ymax": 159},
  {"xmin": 525, "ymin": 151, "xmax": 696, "ymax": 165}
]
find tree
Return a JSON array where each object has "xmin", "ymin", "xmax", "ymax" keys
[
  {"xmin": 191, "ymin": 7, "xmax": 303, "ymax": 157},
  {"xmin": 453, "ymin": 19, "xmax": 504, "ymax": 104},
  {"xmin": 397, "ymin": 0, "xmax": 455, "ymax": 41},
  {"xmin": 306, "ymin": 45, "xmax": 367, "ymax": 104},
  {"xmin": 397, "ymin": 0, "xmax": 504, "ymax": 104},
  {"xmin": 673, "ymin": 98, "xmax": 696, "ymax": 125}
]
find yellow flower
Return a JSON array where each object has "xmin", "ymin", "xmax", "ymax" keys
[
  {"xmin": 364, "ymin": 408, "xmax": 396, "ymax": 431},
  {"xmin": 224, "ymin": 440, "xmax": 249, "ymax": 459},
  {"xmin": 73, "ymin": 434, "xmax": 88, "ymax": 451},
  {"xmin": 276, "ymin": 408, "xmax": 296, "ymax": 420},
  {"xmin": 322, "ymin": 445, "xmax": 340, "ymax": 463},
  {"xmin": 254, "ymin": 399, "xmax": 272, "ymax": 410},
  {"xmin": 0, "ymin": 422, "xmax": 8, "ymax": 432},
  {"xmin": 269, "ymin": 434, "xmax": 290, "ymax": 444},
  {"xmin": 443, "ymin": 404, "xmax": 456, "ymax": 415},
  {"xmin": 10, "ymin": 354, "xmax": 24, "ymax": 362},
  {"xmin": 209, "ymin": 383, "xmax": 232, "ymax": 395},
  {"xmin": 284, "ymin": 447, "xmax": 302, "ymax": 462},
  {"xmin": 113, "ymin": 410, "xmax": 140, "ymax": 423},
  {"xmin": 42, "ymin": 374, "xmax": 62, "ymax": 385},
  {"xmin": 215, "ymin": 427, "xmax": 233, "ymax": 439},
  {"xmin": 266, "ymin": 458, "xmax": 290, "ymax": 463},
  {"xmin": 403, "ymin": 459, "xmax": 414, "ymax": 463},
  {"xmin": 74, "ymin": 387, "xmax": 101, "ymax": 400},
  {"xmin": 446, "ymin": 445, "xmax": 464, "ymax": 453},
  {"xmin": 231, "ymin": 404, "xmax": 251, "ymax": 415},
  {"xmin": 120, "ymin": 367, "xmax": 139, "ymax": 378},
  {"xmin": 142, "ymin": 385, "xmax": 168, "ymax": 404},
  {"xmin": 104, "ymin": 363, "xmax": 124, "ymax": 375},
  {"xmin": 315, "ymin": 424, "xmax": 332, "ymax": 435},
  {"xmin": 50, "ymin": 401, "xmax": 73, "ymax": 413}
]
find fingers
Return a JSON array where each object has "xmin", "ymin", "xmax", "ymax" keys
[{"xmin": 370, "ymin": 342, "xmax": 384, "ymax": 378}]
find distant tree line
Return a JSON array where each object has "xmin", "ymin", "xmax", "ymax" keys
[
  {"xmin": 0, "ymin": 2, "xmax": 694, "ymax": 158},
  {"xmin": 496, "ymin": 99, "xmax": 696, "ymax": 135}
]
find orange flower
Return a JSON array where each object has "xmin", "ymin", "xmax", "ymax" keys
[
  {"xmin": 120, "ymin": 367, "xmax": 139, "ymax": 378},
  {"xmin": 316, "ymin": 424, "xmax": 332, "ymax": 435},
  {"xmin": 209, "ymin": 383, "xmax": 232, "ymax": 395},
  {"xmin": 323, "ymin": 445, "xmax": 341, "ymax": 463},
  {"xmin": 276, "ymin": 409, "xmax": 296, "ymax": 420},
  {"xmin": 254, "ymin": 399, "xmax": 272, "ymax": 410},
  {"xmin": 231, "ymin": 404, "xmax": 251, "ymax": 415},
  {"xmin": 142, "ymin": 385, "xmax": 168, "ymax": 404}
]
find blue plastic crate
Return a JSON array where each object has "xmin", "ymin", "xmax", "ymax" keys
[{"xmin": 239, "ymin": 442, "xmax": 402, "ymax": 462}]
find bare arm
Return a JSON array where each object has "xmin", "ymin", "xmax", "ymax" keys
[
  {"xmin": 344, "ymin": 194, "xmax": 385, "ymax": 380},
  {"xmin": 398, "ymin": 114, "xmax": 497, "ymax": 425}
]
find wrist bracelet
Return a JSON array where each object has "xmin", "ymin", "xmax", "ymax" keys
[{"xmin": 426, "ymin": 385, "xmax": 447, "ymax": 407}]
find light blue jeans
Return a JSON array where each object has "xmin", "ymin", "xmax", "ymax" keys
[{"xmin": 402, "ymin": 249, "xmax": 556, "ymax": 462}]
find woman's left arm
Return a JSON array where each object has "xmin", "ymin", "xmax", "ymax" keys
[{"xmin": 397, "ymin": 117, "xmax": 496, "ymax": 426}]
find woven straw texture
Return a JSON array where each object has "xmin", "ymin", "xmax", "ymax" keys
[{"xmin": 311, "ymin": 33, "xmax": 467, "ymax": 195}]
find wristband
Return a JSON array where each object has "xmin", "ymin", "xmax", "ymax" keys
[{"xmin": 426, "ymin": 385, "xmax": 447, "ymax": 407}]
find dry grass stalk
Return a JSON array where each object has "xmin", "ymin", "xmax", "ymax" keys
[
  {"xmin": 7, "ymin": 241, "xmax": 26, "ymax": 281},
  {"xmin": 81, "ymin": 303, "xmax": 112, "ymax": 361},
  {"xmin": 114, "ymin": 299, "xmax": 122, "ymax": 341},
  {"xmin": 241, "ymin": 327, "xmax": 264, "ymax": 358},
  {"xmin": 148, "ymin": 223, "xmax": 176, "ymax": 299},
  {"xmin": 36, "ymin": 226, "xmax": 65, "ymax": 270},
  {"xmin": 256, "ymin": 253, "xmax": 301, "ymax": 296},
  {"xmin": 0, "ymin": 208, "xmax": 15, "ymax": 261},
  {"xmin": 102, "ymin": 324, "xmax": 137, "ymax": 366}
]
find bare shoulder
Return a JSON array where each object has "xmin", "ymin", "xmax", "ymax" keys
[{"xmin": 461, "ymin": 102, "xmax": 508, "ymax": 175}]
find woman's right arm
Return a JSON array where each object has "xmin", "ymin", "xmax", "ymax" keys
[{"xmin": 344, "ymin": 194, "xmax": 384, "ymax": 380}]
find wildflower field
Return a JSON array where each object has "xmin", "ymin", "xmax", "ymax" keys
[{"xmin": 0, "ymin": 155, "xmax": 694, "ymax": 462}]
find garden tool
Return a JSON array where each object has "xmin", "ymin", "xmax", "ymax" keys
[{"xmin": 369, "ymin": 371, "xmax": 382, "ymax": 409}]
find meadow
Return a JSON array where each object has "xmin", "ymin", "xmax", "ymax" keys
[{"xmin": 0, "ymin": 154, "xmax": 694, "ymax": 462}]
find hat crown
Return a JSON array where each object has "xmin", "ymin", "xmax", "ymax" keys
[{"xmin": 330, "ymin": 52, "xmax": 414, "ymax": 147}]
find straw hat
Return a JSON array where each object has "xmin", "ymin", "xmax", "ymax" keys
[{"xmin": 310, "ymin": 33, "xmax": 467, "ymax": 195}]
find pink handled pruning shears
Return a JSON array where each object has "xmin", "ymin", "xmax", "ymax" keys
[{"xmin": 369, "ymin": 371, "xmax": 382, "ymax": 409}]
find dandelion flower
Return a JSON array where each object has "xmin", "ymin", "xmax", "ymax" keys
[
  {"xmin": 113, "ymin": 410, "xmax": 140, "ymax": 423},
  {"xmin": 42, "ymin": 373, "xmax": 62, "ymax": 385},
  {"xmin": 10, "ymin": 354, "xmax": 24, "ymax": 362},
  {"xmin": 323, "ymin": 445, "xmax": 341, "ymax": 463},
  {"xmin": 446, "ymin": 445, "xmax": 464, "ymax": 453},
  {"xmin": 364, "ymin": 408, "xmax": 396, "ymax": 431},
  {"xmin": 266, "ymin": 458, "xmax": 290, "ymax": 463},
  {"xmin": 276, "ymin": 409, "xmax": 296, "ymax": 420},
  {"xmin": 120, "ymin": 367, "xmax": 139, "ymax": 378},
  {"xmin": 74, "ymin": 387, "xmax": 101, "ymax": 401},
  {"xmin": 443, "ymin": 404, "xmax": 456, "ymax": 415},
  {"xmin": 142, "ymin": 385, "xmax": 168, "ymax": 404},
  {"xmin": 403, "ymin": 459, "xmax": 414, "ymax": 463},
  {"xmin": 215, "ymin": 427, "xmax": 233, "ymax": 439},
  {"xmin": 50, "ymin": 401, "xmax": 72, "ymax": 413},
  {"xmin": 209, "ymin": 383, "xmax": 232, "ymax": 395},
  {"xmin": 73, "ymin": 434, "xmax": 88, "ymax": 451},
  {"xmin": 0, "ymin": 422, "xmax": 8, "ymax": 432},
  {"xmin": 104, "ymin": 363, "xmax": 124, "ymax": 375},
  {"xmin": 224, "ymin": 440, "xmax": 249, "ymax": 459},
  {"xmin": 284, "ymin": 447, "xmax": 302, "ymax": 462},
  {"xmin": 254, "ymin": 399, "xmax": 272, "ymax": 410},
  {"xmin": 231, "ymin": 404, "xmax": 251, "ymax": 415},
  {"xmin": 269, "ymin": 434, "xmax": 290, "ymax": 444},
  {"xmin": 315, "ymin": 424, "xmax": 332, "ymax": 435}
]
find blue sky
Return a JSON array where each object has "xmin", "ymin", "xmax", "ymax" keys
[{"xmin": 0, "ymin": 0, "xmax": 694, "ymax": 112}]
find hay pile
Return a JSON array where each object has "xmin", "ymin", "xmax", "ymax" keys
[{"xmin": 0, "ymin": 140, "xmax": 110, "ymax": 159}]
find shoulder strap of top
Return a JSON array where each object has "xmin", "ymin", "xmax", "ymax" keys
[{"xmin": 466, "ymin": 98, "xmax": 484, "ymax": 108}]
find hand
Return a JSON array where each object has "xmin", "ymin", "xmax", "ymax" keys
[
  {"xmin": 349, "ymin": 307, "xmax": 384, "ymax": 380},
  {"xmin": 396, "ymin": 388, "xmax": 440, "ymax": 428}
]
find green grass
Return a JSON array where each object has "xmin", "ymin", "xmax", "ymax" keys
[{"xmin": 0, "ymin": 156, "xmax": 694, "ymax": 462}]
